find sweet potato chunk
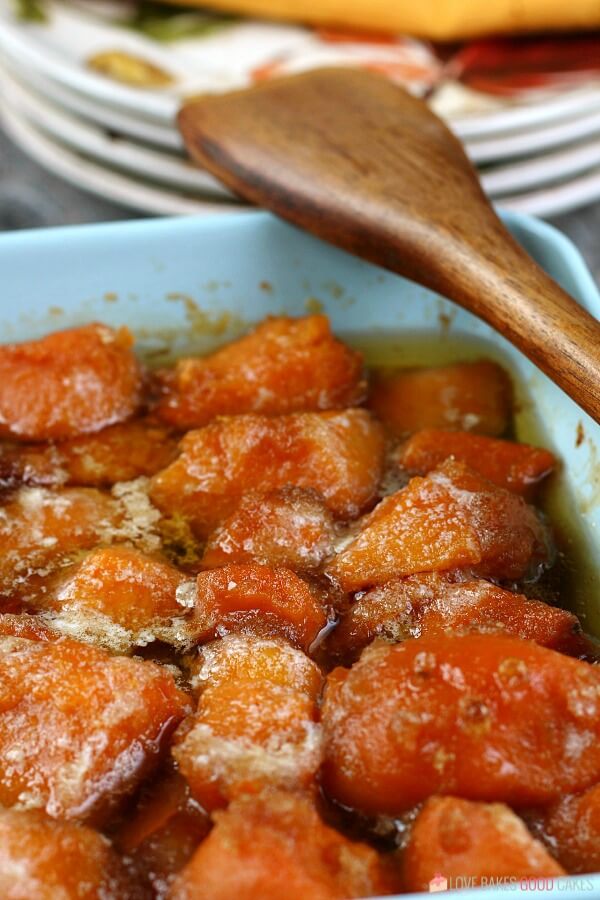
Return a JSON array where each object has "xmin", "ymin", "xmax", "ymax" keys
[
  {"xmin": 188, "ymin": 631, "xmax": 323, "ymax": 697},
  {"xmin": 150, "ymin": 410, "xmax": 385, "ymax": 538},
  {"xmin": 0, "ymin": 420, "xmax": 177, "ymax": 489},
  {"xmin": 326, "ymin": 460, "xmax": 549, "ymax": 590},
  {"xmin": 541, "ymin": 784, "xmax": 600, "ymax": 874},
  {"xmin": 321, "ymin": 634, "xmax": 600, "ymax": 815},
  {"xmin": 59, "ymin": 420, "xmax": 178, "ymax": 486},
  {"xmin": 173, "ymin": 635, "xmax": 323, "ymax": 810},
  {"xmin": 170, "ymin": 790, "xmax": 398, "ymax": 900},
  {"xmin": 406, "ymin": 579, "xmax": 583, "ymax": 653},
  {"xmin": 193, "ymin": 563, "xmax": 328, "ymax": 651},
  {"xmin": 403, "ymin": 797, "xmax": 564, "ymax": 891},
  {"xmin": 0, "ymin": 324, "xmax": 142, "ymax": 441},
  {"xmin": 155, "ymin": 315, "xmax": 365, "ymax": 429},
  {"xmin": 327, "ymin": 573, "xmax": 584, "ymax": 662},
  {"xmin": 0, "ymin": 613, "xmax": 59, "ymax": 642},
  {"xmin": 369, "ymin": 360, "xmax": 511, "ymax": 437},
  {"xmin": 0, "ymin": 481, "xmax": 163, "ymax": 602},
  {"xmin": 0, "ymin": 486, "xmax": 122, "ymax": 600},
  {"xmin": 34, "ymin": 546, "xmax": 193, "ymax": 652},
  {"xmin": 0, "ymin": 635, "xmax": 190, "ymax": 822},
  {"xmin": 0, "ymin": 808, "xmax": 139, "ymax": 900},
  {"xmin": 397, "ymin": 429, "xmax": 555, "ymax": 496},
  {"xmin": 201, "ymin": 487, "xmax": 336, "ymax": 571},
  {"xmin": 0, "ymin": 441, "xmax": 63, "ymax": 488},
  {"xmin": 116, "ymin": 771, "xmax": 210, "ymax": 896}
]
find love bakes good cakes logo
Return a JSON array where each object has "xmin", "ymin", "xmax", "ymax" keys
[{"xmin": 429, "ymin": 876, "xmax": 597, "ymax": 892}]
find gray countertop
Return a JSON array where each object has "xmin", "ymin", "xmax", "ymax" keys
[{"xmin": 0, "ymin": 125, "xmax": 599, "ymax": 286}]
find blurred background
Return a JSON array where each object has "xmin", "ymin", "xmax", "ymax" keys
[{"xmin": 0, "ymin": 0, "xmax": 598, "ymax": 278}]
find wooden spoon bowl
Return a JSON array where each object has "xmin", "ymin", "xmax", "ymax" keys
[{"xmin": 178, "ymin": 68, "xmax": 600, "ymax": 422}]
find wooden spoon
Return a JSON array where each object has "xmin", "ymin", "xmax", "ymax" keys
[{"xmin": 178, "ymin": 68, "xmax": 600, "ymax": 423}]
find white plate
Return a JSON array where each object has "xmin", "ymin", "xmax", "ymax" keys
[
  {"xmin": 480, "ymin": 138, "xmax": 600, "ymax": 196},
  {"xmin": 5, "ymin": 52, "xmax": 600, "ymax": 176},
  {"xmin": 432, "ymin": 81, "xmax": 600, "ymax": 139},
  {"xmin": 7, "ymin": 42, "xmax": 600, "ymax": 173},
  {"xmin": 466, "ymin": 107, "xmax": 600, "ymax": 164},
  {"xmin": 2, "ymin": 0, "xmax": 599, "ymax": 144},
  {"xmin": 6, "ymin": 56, "xmax": 600, "ymax": 204},
  {"xmin": 4, "ymin": 96, "xmax": 600, "ymax": 221},
  {"xmin": 0, "ymin": 0, "xmax": 438, "ymax": 123},
  {"xmin": 0, "ymin": 63, "xmax": 235, "ymax": 198},
  {"xmin": 0, "ymin": 101, "xmax": 248, "ymax": 215},
  {"xmin": 499, "ymin": 167, "xmax": 600, "ymax": 218},
  {"xmin": 1, "ymin": 45, "xmax": 182, "ymax": 150},
  {"xmin": 0, "ymin": 0, "xmax": 177, "ymax": 123}
]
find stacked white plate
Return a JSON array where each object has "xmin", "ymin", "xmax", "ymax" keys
[{"xmin": 1, "ymin": 0, "xmax": 600, "ymax": 217}]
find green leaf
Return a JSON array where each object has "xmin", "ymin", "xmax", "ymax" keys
[
  {"xmin": 12, "ymin": 0, "xmax": 47, "ymax": 23},
  {"xmin": 125, "ymin": 2, "xmax": 237, "ymax": 43}
]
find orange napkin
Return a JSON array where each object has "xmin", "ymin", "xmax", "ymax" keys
[{"xmin": 171, "ymin": 0, "xmax": 600, "ymax": 40}]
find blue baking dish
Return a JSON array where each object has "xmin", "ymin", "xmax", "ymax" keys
[{"xmin": 0, "ymin": 209, "xmax": 598, "ymax": 897}]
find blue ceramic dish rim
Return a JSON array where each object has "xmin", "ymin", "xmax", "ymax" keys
[
  {"xmin": 0, "ymin": 208, "xmax": 598, "ymax": 311},
  {"xmin": 499, "ymin": 212, "xmax": 599, "ymax": 311},
  {"xmin": 0, "ymin": 209, "xmax": 599, "ymax": 898}
]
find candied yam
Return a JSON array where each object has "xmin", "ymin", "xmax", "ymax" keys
[
  {"xmin": 321, "ymin": 634, "xmax": 600, "ymax": 815},
  {"xmin": 408, "ymin": 578, "xmax": 584, "ymax": 653},
  {"xmin": 326, "ymin": 577, "xmax": 416, "ymax": 663},
  {"xmin": 0, "ymin": 441, "xmax": 64, "ymax": 488},
  {"xmin": 34, "ymin": 546, "xmax": 193, "ymax": 652},
  {"xmin": 150, "ymin": 410, "xmax": 385, "ymax": 538},
  {"xmin": 403, "ymin": 797, "xmax": 564, "ymax": 891},
  {"xmin": 116, "ymin": 771, "xmax": 210, "ymax": 896},
  {"xmin": 0, "ymin": 635, "xmax": 190, "ymax": 822},
  {"xmin": 176, "ymin": 683, "xmax": 320, "ymax": 810},
  {"xmin": 0, "ymin": 613, "xmax": 59, "ymax": 642},
  {"xmin": 0, "ymin": 486, "xmax": 122, "ymax": 599},
  {"xmin": 193, "ymin": 563, "xmax": 328, "ymax": 651},
  {"xmin": 188, "ymin": 632, "xmax": 323, "ymax": 697},
  {"xmin": 0, "ymin": 808, "xmax": 139, "ymax": 900},
  {"xmin": 434, "ymin": 461, "xmax": 550, "ymax": 580},
  {"xmin": 155, "ymin": 315, "xmax": 365, "ymax": 429},
  {"xmin": 397, "ymin": 429, "xmax": 555, "ymax": 496},
  {"xmin": 201, "ymin": 487, "xmax": 336, "ymax": 571},
  {"xmin": 369, "ymin": 360, "xmax": 512, "ymax": 437},
  {"xmin": 326, "ymin": 471, "xmax": 482, "ymax": 591},
  {"xmin": 0, "ymin": 324, "xmax": 142, "ymax": 441},
  {"xmin": 327, "ymin": 573, "xmax": 584, "ymax": 662},
  {"xmin": 541, "ymin": 784, "xmax": 600, "ymax": 874},
  {"xmin": 170, "ymin": 790, "xmax": 398, "ymax": 900},
  {"xmin": 0, "ymin": 420, "xmax": 177, "ymax": 489},
  {"xmin": 0, "ymin": 480, "xmax": 163, "ymax": 601},
  {"xmin": 326, "ymin": 460, "xmax": 549, "ymax": 591},
  {"xmin": 173, "ymin": 635, "xmax": 323, "ymax": 809},
  {"xmin": 59, "ymin": 420, "xmax": 178, "ymax": 487}
]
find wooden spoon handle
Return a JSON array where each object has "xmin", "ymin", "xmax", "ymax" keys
[
  {"xmin": 331, "ymin": 208, "xmax": 600, "ymax": 423},
  {"xmin": 363, "ymin": 202, "xmax": 600, "ymax": 422},
  {"xmin": 424, "ymin": 229, "xmax": 600, "ymax": 421},
  {"xmin": 179, "ymin": 69, "xmax": 600, "ymax": 422}
]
